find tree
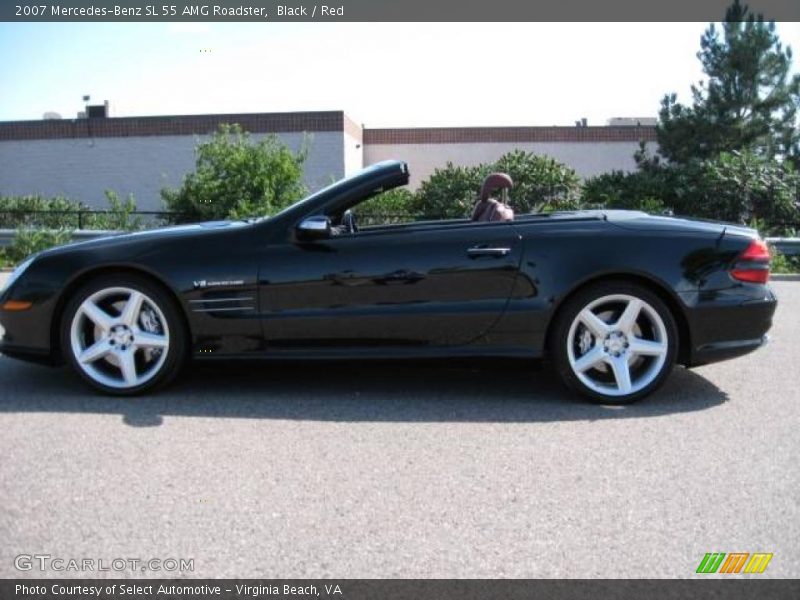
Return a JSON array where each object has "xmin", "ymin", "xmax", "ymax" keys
[
  {"xmin": 657, "ymin": 0, "xmax": 800, "ymax": 166},
  {"xmin": 161, "ymin": 124, "xmax": 307, "ymax": 223}
]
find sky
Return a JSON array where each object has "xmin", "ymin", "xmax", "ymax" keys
[{"xmin": 1, "ymin": 21, "xmax": 799, "ymax": 127}]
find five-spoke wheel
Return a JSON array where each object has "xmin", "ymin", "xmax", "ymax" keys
[
  {"xmin": 61, "ymin": 275, "xmax": 185, "ymax": 395},
  {"xmin": 551, "ymin": 282, "xmax": 677, "ymax": 403}
]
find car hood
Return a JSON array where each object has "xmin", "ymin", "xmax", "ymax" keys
[{"xmin": 39, "ymin": 219, "xmax": 252, "ymax": 258}]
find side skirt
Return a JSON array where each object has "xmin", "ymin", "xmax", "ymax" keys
[{"xmin": 192, "ymin": 345, "xmax": 541, "ymax": 361}]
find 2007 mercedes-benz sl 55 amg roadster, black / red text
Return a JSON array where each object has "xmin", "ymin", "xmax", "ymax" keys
[{"xmin": 0, "ymin": 160, "xmax": 777, "ymax": 403}]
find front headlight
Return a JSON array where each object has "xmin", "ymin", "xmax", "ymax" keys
[{"xmin": 2, "ymin": 255, "xmax": 37, "ymax": 294}]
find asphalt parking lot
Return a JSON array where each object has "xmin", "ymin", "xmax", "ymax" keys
[{"xmin": 0, "ymin": 275, "xmax": 797, "ymax": 579}]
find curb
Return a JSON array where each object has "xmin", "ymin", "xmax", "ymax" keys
[{"xmin": 772, "ymin": 274, "xmax": 800, "ymax": 281}]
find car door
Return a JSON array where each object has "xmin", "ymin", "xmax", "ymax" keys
[{"xmin": 258, "ymin": 220, "xmax": 522, "ymax": 349}]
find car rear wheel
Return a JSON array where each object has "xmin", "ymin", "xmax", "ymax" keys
[
  {"xmin": 551, "ymin": 281, "xmax": 678, "ymax": 404},
  {"xmin": 61, "ymin": 274, "xmax": 186, "ymax": 395}
]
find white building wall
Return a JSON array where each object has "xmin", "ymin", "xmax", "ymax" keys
[
  {"xmin": 343, "ymin": 132, "xmax": 364, "ymax": 176},
  {"xmin": 0, "ymin": 131, "xmax": 345, "ymax": 210},
  {"xmin": 364, "ymin": 141, "xmax": 656, "ymax": 189}
]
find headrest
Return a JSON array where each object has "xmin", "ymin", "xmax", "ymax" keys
[{"xmin": 480, "ymin": 172, "xmax": 514, "ymax": 201}]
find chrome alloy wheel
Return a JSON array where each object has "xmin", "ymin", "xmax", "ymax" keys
[
  {"xmin": 69, "ymin": 287, "xmax": 170, "ymax": 390},
  {"xmin": 566, "ymin": 294, "xmax": 668, "ymax": 397}
]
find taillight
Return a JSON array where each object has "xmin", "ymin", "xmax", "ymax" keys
[{"xmin": 731, "ymin": 239, "xmax": 770, "ymax": 284}]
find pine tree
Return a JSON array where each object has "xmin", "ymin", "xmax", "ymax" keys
[{"xmin": 657, "ymin": 0, "xmax": 800, "ymax": 166}]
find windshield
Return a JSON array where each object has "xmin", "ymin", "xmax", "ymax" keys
[{"xmin": 271, "ymin": 161, "xmax": 405, "ymax": 219}]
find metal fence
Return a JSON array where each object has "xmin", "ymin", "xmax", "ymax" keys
[
  {"xmin": 0, "ymin": 209, "xmax": 440, "ymax": 230},
  {"xmin": 767, "ymin": 237, "xmax": 800, "ymax": 256},
  {"xmin": 0, "ymin": 209, "xmax": 181, "ymax": 230}
]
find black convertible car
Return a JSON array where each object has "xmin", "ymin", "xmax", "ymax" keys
[{"xmin": 0, "ymin": 160, "xmax": 777, "ymax": 403}]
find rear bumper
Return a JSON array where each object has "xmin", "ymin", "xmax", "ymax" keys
[
  {"xmin": 680, "ymin": 284, "xmax": 777, "ymax": 367},
  {"xmin": 690, "ymin": 335, "xmax": 769, "ymax": 367}
]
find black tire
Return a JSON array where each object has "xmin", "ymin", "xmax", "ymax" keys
[
  {"xmin": 550, "ymin": 280, "xmax": 678, "ymax": 404},
  {"xmin": 60, "ymin": 273, "xmax": 187, "ymax": 396}
]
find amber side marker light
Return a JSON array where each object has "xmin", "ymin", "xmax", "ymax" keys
[
  {"xmin": 731, "ymin": 239, "xmax": 771, "ymax": 284},
  {"xmin": 1, "ymin": 300, "xmax": 33, "ymax": 311}
]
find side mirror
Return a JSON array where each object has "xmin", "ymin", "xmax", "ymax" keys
[{"xmin": 296, "ymin": 215, "xmax": 331, "ymax": 241}]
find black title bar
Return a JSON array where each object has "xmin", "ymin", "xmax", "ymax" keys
[{"xmin": 3, "ymin": 0, "xmax": 800, "ymax": 22}]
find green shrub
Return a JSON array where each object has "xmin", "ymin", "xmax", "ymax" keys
[
  {"xmin": 581, "ymin": 151, "xmax": 800, "ymax": 232},
  {"xmin": 769, "ymin": 246, "xmax": 800, "ymax": 274},
  {"xmin": 161, "ymin": 124, "xmax": 308, "ymax": 223},
  {"xmin": 582, "ymin": 170, "xmax": 667, "ymax": 213},
  {"xmin": 355, "ymin": 188, "xmax": 417, "ymax": 225},
  {"xmin": 4, "ymin": 228, "xmax": 74, "ymax": 264},
  {"xmin": 493, "ymin": 150, "xmax": 581, "ymax": 212},
  {"xmin": 412, "ymin": 151, "xmax": 581, "ymax": 218},
  {"xmin": 412, "ymin": 162, "xmax": 487, "ymax": 219},
  {"xmin": 82, "ymin": 190, "xmax": 144, "ymax": 231},
  {"xmin": 690, "ymin": 151, "xmax": 800, "ymax": 231}
]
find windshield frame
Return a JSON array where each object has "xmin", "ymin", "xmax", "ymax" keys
[{"xmin": 270, "ymin": 160, "xmax": 409, "ymax": 224}]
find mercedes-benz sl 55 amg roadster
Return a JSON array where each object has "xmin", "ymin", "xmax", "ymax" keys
[{"xmin": 0, "ymin": 160, "xmax": 777, "ymax": 403}]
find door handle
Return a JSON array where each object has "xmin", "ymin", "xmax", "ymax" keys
[{"xmin": 467, "ymin": 246, "xmax": 512, "ymax": 258}]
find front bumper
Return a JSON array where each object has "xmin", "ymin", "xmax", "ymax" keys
[
  {"xmin": 0, "ymin": 287, "xmax": 61, "ymax": 366},
  {"xmin": 0, "ymin": 341, "xmax": 57, "ymax": 365}
]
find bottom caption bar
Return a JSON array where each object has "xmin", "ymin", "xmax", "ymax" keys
[{"xmin": 2, "ymin": 579, "xmax": 799, "ymax": 600}]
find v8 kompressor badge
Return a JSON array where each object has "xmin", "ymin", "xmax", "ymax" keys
[{"xmin": 192, "ymin": 279, "xmax": 245, "ymax": 289}]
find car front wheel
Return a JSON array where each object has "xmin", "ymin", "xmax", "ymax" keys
[
  {"xmin": 551, "ymin": 281, "xmax": 678, "ymax": 404},
  {"xmin": 61, "ymin": 274, "xmax": 186, "ymax": 395}
]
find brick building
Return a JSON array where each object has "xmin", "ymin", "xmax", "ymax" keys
[{"xmin": 0, "ymin": 109, "xmax": 657, "ymax": 210}]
